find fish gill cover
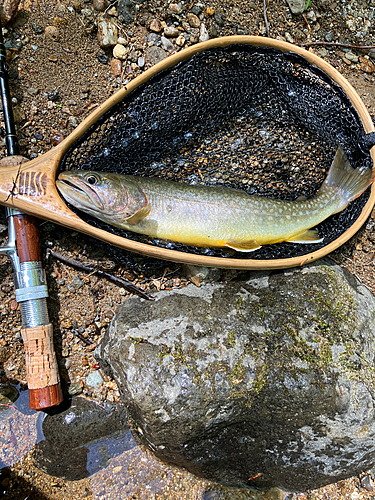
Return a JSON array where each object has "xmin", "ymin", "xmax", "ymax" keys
[{"xmin": 60, "ymin": 44, "xmax": 373, "ymax": 260}]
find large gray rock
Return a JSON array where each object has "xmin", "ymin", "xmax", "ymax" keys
[{"xmin": 96, "ymin": 259, "xmax": 375, "ymax": 491}]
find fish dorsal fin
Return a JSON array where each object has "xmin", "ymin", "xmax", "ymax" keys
[
  {"xmin": 225, "ymin": 240, "xmax": 262, "ymax": 252},
  {"xmin": 124, "ymin": 204, "xmax": 151, "ymax": 224},
  {"xmin": 287, "ymin": 229, "xmax": 324, "ymax": 244}
]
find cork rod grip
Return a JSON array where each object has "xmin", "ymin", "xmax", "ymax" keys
[{"xmin": 21, "ymin": 323, "xmax": 63, "ymax": 410}]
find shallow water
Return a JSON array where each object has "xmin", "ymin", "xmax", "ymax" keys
[{"xmin": 0, "ymin": 388, "xmax": 284, "ymax": 500}]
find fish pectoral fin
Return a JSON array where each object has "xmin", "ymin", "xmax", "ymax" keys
[
  {"xmin": 124, "ymin": 204, "xmax": 151, "ymax": 225},
  {"xmin": 225, "ymin": 240, "xmax": 262, "ymax": 252},
  {"xmin": 287, "ymin": 229, "xmax": 324, "ymax": 244}
]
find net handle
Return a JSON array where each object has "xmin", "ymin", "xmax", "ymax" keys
[{"xmin": 0, "ymin": 36, "xmax": 373, "ymax": 270}]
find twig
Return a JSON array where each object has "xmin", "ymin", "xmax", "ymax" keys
[
  {"xmin": 72, "ymin": 329, "xmax": 93, "ymax": 345},
  {"xmin": 263, "ymin": 0, "xmax": 270, "ymax": 37},
  {"xmin": 45, "ymin": 248, "xmax": 154, "ymax": 300},
  {"xmin": 302, "ymin": 41, "xmax": 375, "ymax": 50}
]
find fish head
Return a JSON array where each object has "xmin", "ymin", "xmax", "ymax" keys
[{"xmin": 56, "ymin": 171, "xmax": 150, "ymax": 224}]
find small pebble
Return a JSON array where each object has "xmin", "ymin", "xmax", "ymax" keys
[
  {"xmin": 169, "ymin": 3, "xmax": 183, "ymax": 14},
  {"xmin": 345, "ymin": 52, "xmax": 358, "ymax": 63},
  {"xmin": 163, "ymin": 25, "xmax": 179, "ymax": 37},
  {"xmin": 359, "ymin": 56, "xmax": 375, "ymax": 73},
  {"xmin": 52, "ymin": 16, "xmax": 68, "ymax": 27},
  {"xmin": 110, "ymin": 58, "xmax": 122, "ymax": 76},
  {"xmin": 86, "ymin": 370, "xmax": 104, "ymax": 387},
  {"xmin": 72, "ymin": 277, "xmax": 83, "ymax": 289},
  {"xmin": 97, "ymin": 18, "xmax": 118, "ymax": 48},
  {"xmin": 68, "ymin": 116, "xmax": 79, "ymax": 128},
  {"xmin": 113, "ymin": 43, "xmax": 128, "ymax": 60},
  {"xmin": 187, "ymin": 13, "xmax": 201, "ymax": 28},
  {"xmin": 107, "ymin": 7, "xmax": 117, "ymax": 16},
  {"xmin": 72, "ymin": 0, "xmax": 82, "ymax": 12},
  {"xmin": 96, "ymin": 51, "xmax": 110, "ymax": 64},
  {"xmin": 27, "ymin": 87, "xmax": 39, "ymax": 96},
  {"xmin": 48, "ymin": 89, "xmax": 60, "ymax": 102},
  {"xmin": 150, "ymin": 19, "xmax": 163, "ymax": 33},
  {"xmin": 137, "ymin": 56, "xmax": 145, "ymax": 68},
  {"xmin": 176, "ymin": 34, "xmax": 185, "ymax": 46},
  {"xmin": 93, "ymin": 0, "xmax": 108, "ymax": 12},
  {"xmin": 32, "ymin": 24, "xmax": 44, "ymax": 34},
  {"xmin": 199, "ymin": 23, "xmax": 209, "ymax": 42},
  {"xmin": 161, "ymin": 36, "xmax": 175, "ymax": 51},
  {"xmin": 68, "ymin": 382, "xmax": 83, "ymax": 396},
  {"xmin": 4, "ymin": 40, "xmax": 23, "ymax": 51},
  {"xmin": 45, "ymin": 25, "xmax": 60, "ymax": 38},
  {"xmin": 360, "ymin": 474, "xmax": 374, "ymax": 491}
]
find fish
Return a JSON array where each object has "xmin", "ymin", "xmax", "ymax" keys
[{"xmin": 56, "ymin": 147, "xmax": 374, "ymax": 252}]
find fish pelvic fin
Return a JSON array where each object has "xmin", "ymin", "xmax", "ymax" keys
[
  {"xmin": 322, "ymin": 146, "xmax": 374, "ymax": 208},
  {"xmin": 287, "ymin": 229, "xmax": 324, "ymax": 244},
  {"xmin": 124, "ymin": 204, "xmax": 151, "ymax": 224},
  {"xmin": 225, "ymin": 240, "xmax": 262, "ymax": 252}
]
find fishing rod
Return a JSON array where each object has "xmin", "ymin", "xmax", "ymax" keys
[{"xmin": 0, "ymin": 26, "xmax": 63, "ymax": 410}]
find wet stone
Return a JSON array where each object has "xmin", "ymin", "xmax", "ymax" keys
[{"xmin": 96, "ymin": 259, "xmax": 375, "ymax": 491}]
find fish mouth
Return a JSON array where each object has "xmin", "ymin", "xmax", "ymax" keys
[{"xmin": 56, "ymin": 175, "xmax": 104, "ymax": 210}]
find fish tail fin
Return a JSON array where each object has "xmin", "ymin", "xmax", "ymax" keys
[{"xmin": 322, "ymin": 147, "xmax": 374, "ymax": 207}]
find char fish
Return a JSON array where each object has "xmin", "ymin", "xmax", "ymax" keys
[{"xmin": 56, "ymin": 147, "xmax": 374, "ymax": 252}]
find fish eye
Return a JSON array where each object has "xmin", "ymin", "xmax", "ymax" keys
[{"xmin": 86, "ymin": 174, "xmax": 99, "ymax": 185}]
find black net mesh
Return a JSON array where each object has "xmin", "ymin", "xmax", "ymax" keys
[{"xmin": 60, "ymin": 44, "xmax": 373, "ymax": 260}]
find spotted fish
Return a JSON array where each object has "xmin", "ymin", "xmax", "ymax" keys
[{"xmin": 56, "ymin": 147, "xmax": 373, "ymax": 252}]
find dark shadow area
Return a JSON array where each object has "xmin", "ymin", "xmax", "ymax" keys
[
  {"xmin": 33, "ymin": 396, "xmax": 134, "ymax": 481},
  {"xmin": 0, "ymin": 466, "xmax": 51, "ymax": 500}
]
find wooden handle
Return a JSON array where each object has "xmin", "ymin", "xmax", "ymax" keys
[
  {"xmin": 13, "ymin": 213, "xmax": 42, "ymax": 261},
  {"xmin": 21, "ymin": 324, "xmax": 63, "ymax": 410},
  {"xmin": 13, "ymin": 213, "xmax": 63, "ymax": 410}
]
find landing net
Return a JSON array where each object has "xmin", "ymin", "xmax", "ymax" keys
[{"xmin": 60, "ymin": 44, "xmax": 373, "ymax": 260}]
